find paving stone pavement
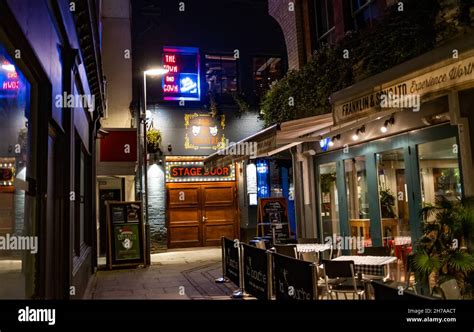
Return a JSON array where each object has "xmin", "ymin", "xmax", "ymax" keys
[{"xmin": 87, "ymin": 247, "xmax": 240, "ymax": 300}]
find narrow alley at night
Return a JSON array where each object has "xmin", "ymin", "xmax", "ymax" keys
[{"xmin": 0, "ymin": 0, "xmax": 474, "ymax": 328}]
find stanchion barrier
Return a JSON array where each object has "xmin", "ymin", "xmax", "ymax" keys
[
  {"xmin": 272, "ymin": 252, "xmax": 318, "ymax": 300},
  {"xmin": 215, "ymin": 237, "xmax": 228, "ymax": 283},
  {"xmin": 241, "ymin": 243, "xmax": 272, "ymax": 300},
  {"xmin": 215, "ymin": 237, "xmax": 240, "ymax": 287},
  {"xmin": 231, "ymin": 241, "xmax": 248, "ymax": 298},
  {"xmin": 311, "ymin": 263, "xmax": 318, "ymax": 300},
  {"xmin": 266, "ymin": 250, "xmax": 274, "ymax": 300}
]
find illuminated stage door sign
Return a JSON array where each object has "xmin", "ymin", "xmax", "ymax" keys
[
  {"xmin": 166, "ymin": 162, "xmax": 236, "ymax": 182},
  {"xmin": 162, "ymin": 46, "xmax": 200, "ymax": 101},
  {"xmin": 171, "ymin": 166, "xmax": 231, "ymax": 178}
]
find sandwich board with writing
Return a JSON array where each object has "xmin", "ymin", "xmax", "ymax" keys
[
  {"xmin": 257, "ymin": 197, "xmax": 290, "ymax": 244},
  {"xmin": 106, "ymin": 201, "xmax": 146, "ymax": 269}
]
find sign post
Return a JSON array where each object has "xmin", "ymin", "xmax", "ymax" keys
[{"xmin": 106, "ymin": 201, "xmax": 146, "ymax": 269}]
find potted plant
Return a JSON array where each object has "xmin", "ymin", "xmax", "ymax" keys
[
  {"xmin": 379, "ymin": 188, "xmax": 396, "ymax": 218},
  {"xmin": 413, "ymin": 197, "xmax": 474, "ymax": 297},
  {"xmin": 146, "ymin": 128, "xmax": 162, "ymax": 155}
]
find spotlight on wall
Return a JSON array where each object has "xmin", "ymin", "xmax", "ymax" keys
[
  {"xmin": 380, "ymin": 117, "xmax": 395, "ymax": 133},
  {"xmin": 352, "ymin": 126, "xmax": 365, "ymax": 141},
  {"xmin": 328, "ymin": 134, "xmax": 341, "ymax": 147},
  {"xmin": 167, "ymin": 144, "xmax": 172, "ymax": 153}
]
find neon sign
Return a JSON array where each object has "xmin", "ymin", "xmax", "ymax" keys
[
  {"xmin": 1, "ymin": 61, "xmax": 20, "ymax": 98},
  {"xmin": 165, "ymin": 162, "xmax": 235, "ymax": 182},
  {"xmin": 162, "ymin": 46, "xmax": 200, "ymax": 101}
]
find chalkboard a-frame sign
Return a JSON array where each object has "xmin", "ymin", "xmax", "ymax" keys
[
  {"xmin": 106, "ymin": 201, "xmax": 146, "ymax": 269},
  {"xmin": 257, "ymin": 197, "xmax": 291, "ymax": 244}
]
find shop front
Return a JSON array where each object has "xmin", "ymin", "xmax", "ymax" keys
[
  {"xmin": 316, "ymin": 122, "xmax": 462, "ymax": 247},
  {"xmin": 313, "ymin": 43, "xmax": 474, "ymax": 249}
]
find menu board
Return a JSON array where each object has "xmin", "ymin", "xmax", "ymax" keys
[
  {"xmin": 106, "ymin": 201, "xmax": 145, "ymax": 269},
  {"xmin": 257, "ymin": 198, "xmax": 290, "ymax": 244}
]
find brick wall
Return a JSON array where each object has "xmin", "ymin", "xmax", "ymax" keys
[{"xmin": 268, "ymin": 0, "xmax": 305, "ymax": 70}]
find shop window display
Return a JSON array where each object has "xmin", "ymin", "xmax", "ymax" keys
[{"xmin": 0, "ymin": 44, "xmax": 33, "ymax": 298}]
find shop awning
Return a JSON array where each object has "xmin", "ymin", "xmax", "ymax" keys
[{"xmin": 205, "ymin": 113, "xmax": 333, "ymax": 167}]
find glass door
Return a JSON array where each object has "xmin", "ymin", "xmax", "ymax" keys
[{"xmin": 376, "ymin": 149, "xmax": 410, "ymax": 247}]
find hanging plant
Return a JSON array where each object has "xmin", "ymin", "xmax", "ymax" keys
[{"xmin": 146, "ymin": 128, "xmax": 162, "ymax": 154}]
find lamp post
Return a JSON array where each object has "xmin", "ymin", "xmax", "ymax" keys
[{"xmin": 143, "ymin": 67, "xmax": 168, "ymax": 265}]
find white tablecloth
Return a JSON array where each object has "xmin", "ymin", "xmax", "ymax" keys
[
  {"xmin": 296, "ymin": 243, "xmax": 331, "ymax": 253},
  {"xmin": 332, "ymin": 255, "xmax": 397, "ymax": 276}
]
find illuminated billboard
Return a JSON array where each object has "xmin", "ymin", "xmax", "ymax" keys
[{"xmin": 162, "ymin": 46, "xmax": 200, "ymax": 101}]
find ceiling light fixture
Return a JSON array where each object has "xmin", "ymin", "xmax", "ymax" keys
[
  {"xmin": 380, "ymin": 117, "xmax": 395, "ymax": 133},
  {"xmin": 328, "ymin": 134, "xmax": 341, "ymax": 147},
  {"xmin": 352, "ymin": 126, "xmax": 365, "ymax": 141}
]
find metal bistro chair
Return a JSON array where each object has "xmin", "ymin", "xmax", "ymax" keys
[
  {"xmin": 318, "ymin": 247, "xmax": 333, "ymax": 264},
  {"xmin": 299, "ymin": 251, "xmax": 328, "ymax": 299},
  {"xmin": 273, "ymin": 244, "xmax": 297, "ymax": 259},
  {"xmin": 297, "ymin": 238, "xmax": 320, "ymax": 244},
  {"xmin": 359, "ymin": 246, "xmax": 391, "ymax": 257},
  {"xmin": 322, "ymin": 259, "xmax": 365, "ymax": 300},
  {"xmin": 382, "ymin": 253, "xmax": 417, "ymax": 296}
]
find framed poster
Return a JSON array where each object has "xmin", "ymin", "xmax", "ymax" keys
[
  {"xmin": 106, "ymin": 201, "xmax": 146, "ymax": 269},
  {"xmin": 257, "ymin": 197, "xmax": 290, "ymax": 244},
  {"xmin": 111, "ymin": 205, "xmax": 126, "ymax": 223},
  {"xmin": 113, "ymin": 223, "xmax": 142, "ymax": 261}
]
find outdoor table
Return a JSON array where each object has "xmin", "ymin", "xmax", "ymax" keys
[
  {"xmin": 296, "ymin": 243, "xmax": 331, "ymax": 253},
  {"xmin": 332, "ymin": 255, "xmax": 397, "ymax": 278}
]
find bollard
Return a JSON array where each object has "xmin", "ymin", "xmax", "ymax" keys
[
  {"xmin": 231, "ymin": 242, "xmax": 248, "ymax": 299},
  {"xmin": 266, "ymin": 250, "xmax": 274, "ymax": 300},
  {"xmin": 215, "ymin": 237, "xmax": 228, "ymax": 283}
]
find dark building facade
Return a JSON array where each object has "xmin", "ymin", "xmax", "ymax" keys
[
  {"xmin": 0, "ymin": 0, "xmax": 105, "ymax": 299},
  {"xmin": 131, "ymin": 0, "xmax": 287, "ymax": 249}
]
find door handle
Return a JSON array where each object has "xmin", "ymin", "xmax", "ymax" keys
[{"xmin": 202, "ymin": 216, "xmax": 208, "ymax": 222}]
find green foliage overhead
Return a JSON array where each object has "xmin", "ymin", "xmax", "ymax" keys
[{"xmin": 260, "ymin": 0, "xmax": 471, "ymax": 127}]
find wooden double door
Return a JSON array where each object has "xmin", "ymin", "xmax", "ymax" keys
[{"xmin": 167, "ymin": 182, "xmax": 238, "ymax": 248}]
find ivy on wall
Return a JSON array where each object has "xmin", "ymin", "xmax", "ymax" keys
[{"xmin": 260, "ymin": 0, "xmax": 473, "ymax": 127}]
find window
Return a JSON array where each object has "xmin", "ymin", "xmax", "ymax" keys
[
  {"xmin": 377, "ymin": 149, "xmax": 410, "ymax": 245},
  {"xmin": 351, "ymin": 0, "xmax": 380, "ymax": 30},
  {"xmin": 252, "ymin": 57, "xmax": 283, "ymax": 100},
  {"xmin": 418, "ymin": 137, "xmax": 462, "ymax": 215},
  {"xmin": 319, "ymin": 162, "xmax": 339, "ymax": 239},
  {"xmin": 205, "ymin": 54, "xmax": 238, "ymax": 100},
  {"xmin": 0, "ymin": 43, "xmax": 33, "ymax": 298},
  {"xmin": 314, "ymin": 0, "xmax": 336, "ymax": 45},
  {"xmin": 345, "ymin": 157, "xmax": 370, "ymax": 242}
]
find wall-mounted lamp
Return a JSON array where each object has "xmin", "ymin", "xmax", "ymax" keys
[
  {"xmin": 328, "ymin": 134, "xmax": 341, "ymax": 147},
  {"xmin": 167, "ymin": 144, "xmax": 172, "ymax": 153},
  {"xmin": 352, "ymin": 125, "xmax": 365, "ymax": 141},
  {"xmin": 380, "ymin": 117, "xmax": 395, "ymax": 133}
]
